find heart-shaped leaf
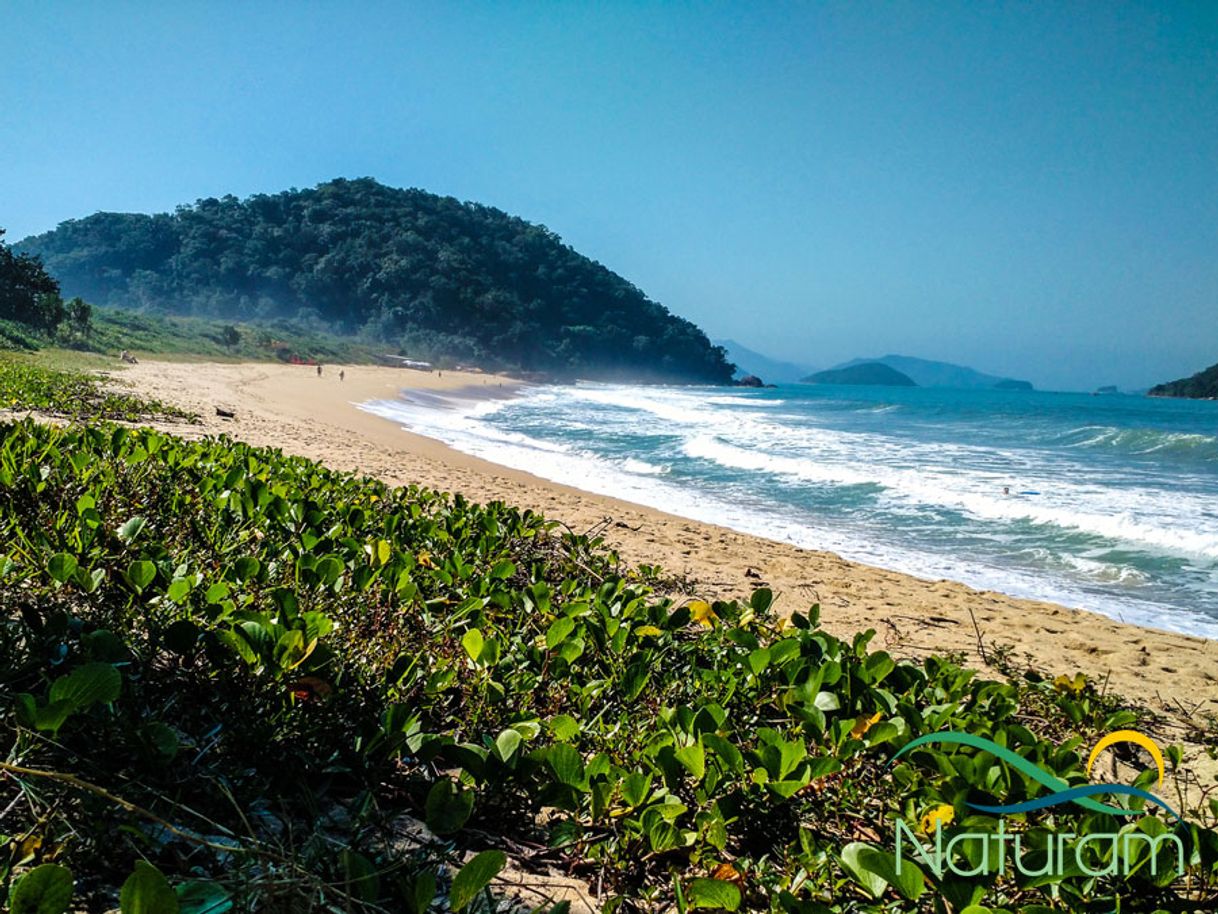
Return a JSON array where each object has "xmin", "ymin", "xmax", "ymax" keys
[
  {"xmin": 9, "ymin": 863, "xmax": 74, "ymax": 914},
  {"xmin": 449, "ymin": 850, "xmax": 506, "ymax": 911}
]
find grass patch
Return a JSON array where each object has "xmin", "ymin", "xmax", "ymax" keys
[
  {"xmin": 3, "ymin": 306, "xmax": 382, "ymax": 366},
  {"xmin": 1, "ymin": 418, "xmax": 1215, "ymax": 912},
  {"xmin": 84, "ymin": 308, "xmax": 381, "ymax": 364}
]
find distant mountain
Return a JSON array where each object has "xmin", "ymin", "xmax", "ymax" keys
[
  {"xmin": 834, "ymin": 354, "xmax": 1033, "ymax": 390},
  {"xmin": 15, "ymin": 178, "xmax": 734, "ymax": 384},
  {"xmin": 1149, "ymin": 361, "xmax": 1218, "ymax": 399},
  {"xmin": 714, "ymin": 339, "xmax": 816, "ymax": 384},
  {"xmin": 803, "ymin": 362, "xmax": 917, "ymax": 387}
]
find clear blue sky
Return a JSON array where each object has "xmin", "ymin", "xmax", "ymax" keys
[{"xmin": 3, "ymin": 2, "xmax": 1215, "ymax": 390}]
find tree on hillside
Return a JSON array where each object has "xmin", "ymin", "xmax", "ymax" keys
[
  {"xmin": 66, "ymin": 297, "xmax": 92, "ymax": 340},
  {"xmin": 221, "ymin": 324, "xmax": 241, "ymax": 350},
  {"xmin": 0, "ymin": 228, "xmax": 63, "ymax": 331}
]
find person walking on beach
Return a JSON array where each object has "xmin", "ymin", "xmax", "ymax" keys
[
  {"xmin": 339, "ymin": 369, "xmax": 345, "ymax": 382},
  {"xmin": 316, "ymin": 364, "xmax": 322, "ymax": 377}
]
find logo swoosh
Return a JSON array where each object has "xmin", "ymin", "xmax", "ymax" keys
[
  {"xmin": 891, "ymin": 732, "xmax": 1182, "ymax": 821},
  {"xmin": 969, "ymin": 783, "xmax": 1182, "ymax": 821}
]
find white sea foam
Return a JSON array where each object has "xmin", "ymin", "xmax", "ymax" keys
[{"xmin": 358, "ymin": 383, "xmax": 1218, "ymax": 638}]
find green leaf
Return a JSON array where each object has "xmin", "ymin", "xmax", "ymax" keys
[
  {"xmin": 749, "ymin": 587, "xmax": 773, "ymax": 613},
  {"xmin": 175, "ymin": 881, "xmax": 232, "ymax": 914},
  {"xmin": 410, "ymin": 871, "xmax": 437, "ymax": 914},
  {"xmin": 840, "ymin": 842, "xmax": 924, "ymax": 902},
  {"xmin": 548, "ymin": 713, "xmax": 580, "ymax": 741},
  {"xmin": 338, "ymin": 849, "xmax": 380, "ymax": 903},
  {"xmin": 675, "ymin": 743, "xmax": 706, "ymax": 781},
  {"xmin": 424, "ymin": 779, "xmax": 474, "ymax": 835},
  {"xmin": 46, "ymin": 553, "xmax": 77, "ymax": 584},
  {"xmin": 494, "ymin": 727, "xmax": 522, "ymax": 763},
  {"xmin": 9, "ymin": 863, "xmax": 74, "ymax": 914},
  {"xmin": 623, "ymin": 661, "xmax": 650, "ymax": 701},
  {"xmin": 233, "ymin": 555, "xmax": 260, "ymax": 582},
  {"xmin": 813, "ymin": 691, "xmax": 840, "ymax": 712},
  {"xmin": 116, "ymin": 516, "xmax": 147, "ymax": 544},
  {"xmin": 204, "ymin": 581, "xmax": 230, "ymax": 604},
  {"xmin": 374, "ymin": 539, "xmax": 392, "ymax": 566},
  {"xmin": 274, "ymin": 629, "xmax": 315, "ymax": 671},
  {"xmin": 489, "ymin": 559, "xmax": 515, "ymax": 579},
  {"xmin": 688, "ymin": 878, "xmax": 741, "ymax": 911},
  {"xmin": 862, "ymin": 651, "xmax": 895, "ymax": 684},
  {"xmin": 127, "ymin": 560, "xmax": 156, "ymax": 592},
  {"xmin": 216, "ymin": 629, "xmax": 257, "ymax": 666},
  {"xmin": 702, "ymin": 734, "xmax": 744, "ymax": 774},
  {"xmin": 545, "ymin": 616, "xmax": 575, "ymax": 649},
  {"xmin": 839, "ymin": 842, "xmax": 886, "ymax": 900},
  {"xmin": 547, "ymin": 743, "xmax": 585, "ymax": 787},
  {"xmin": 449, "ymin": 850, "xmax": 506, "ymax": 911},
  {"xmin": 314, "ymin": 555, "xmax": 344, "ymax": 586},
  {"xmin": 49, "ymin": 663, "xmax": 121, "ymax": 709},
  {"xmin": 621, "ymin": 772, "xmax": 653, "ymax": 807},
  {"xmin": 120, "ymin": 861, "xmax": 179, "ymax": 914},
  {"xmin": 461, "ymin": 628, "xmax": 484, "ymax": 662},
  {"xmin": 166, "ymin": 578, "xmax": 191, "ymax": 603},
  {"xmin": 746, "ymin": 647, "xmax": 771, "ymax": 676},
  {"xmin": 142, "ymin": 722, "xmax": 180, "ymax": 759}
]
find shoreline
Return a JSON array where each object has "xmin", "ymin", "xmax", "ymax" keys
[{"xmin": 98, "ymin": 360, "xmax": 1216, "ymax": 731}]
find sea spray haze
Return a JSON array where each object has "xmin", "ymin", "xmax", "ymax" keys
[{"xmin": 363, "ymin": 383, "xmax": 1218, "ymax": 637}]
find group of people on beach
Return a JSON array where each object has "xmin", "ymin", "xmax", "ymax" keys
[{"xmin": 315, "ymin": 364, "xmax": 344, "ymax": 381}]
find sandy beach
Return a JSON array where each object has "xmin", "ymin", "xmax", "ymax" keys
[{"xmin": 101, "ymin": 360, "xmax": 1216, "ymax": 752}]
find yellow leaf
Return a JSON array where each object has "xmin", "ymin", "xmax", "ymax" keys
[
  {"xmin": 417, "ymin": 551, "xmax": 435, "ymax": 569},
  {"xmin": 920, "ymin": 804, "xmax": 954, "ymax": 834},
  {"xmin": 17, "ymin": 833, "xmax": 42, "ymax": 863},
  {"xmin": 849, "ymin": 711, "xmax": 883, "ymax": 740},
  {"xmin": 375, "ymin": 539, "xmax": 391, "ymax": 567},
  {"xmin": 711, "ymin": 862, "xmax": 743, "ymax": 884},
  {"xmin": 635, "ymin": 625, "xmax": 663, "ymax": 638},
  {"xmin": 688, "ymin": 600, "xmax": 717, "ymax": 627},
  {"xmin": 1054, "ymin": 672, "xmax": 1086, "ymax": 694}
]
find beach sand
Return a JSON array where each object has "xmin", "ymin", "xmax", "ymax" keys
[{"xmin": 101, "ymin": 360, "xmax": 1217, "ymax": 767}]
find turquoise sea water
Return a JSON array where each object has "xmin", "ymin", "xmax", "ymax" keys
[{"xmin": 363, "ymin": 383, "xmax": 1218, "ymax": 638}]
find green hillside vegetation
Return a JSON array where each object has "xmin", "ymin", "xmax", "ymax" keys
[
  {"xmin": 0, "ymin": 227, "xmax": 94, "ymax": 351},
  {"xmin": 802, "ymin": 363, "xmax": 918, "ymax": 387},
  {"xmin": 4, "ymin": 306, "xmax": 378, "ymax": 365},
  {"xmin": 3, "ymin": 228, "xmax": 375, "ymax": 366},
  {"xmin": 17, "ymin": 178, "xmax": 734, "ymax": 383},
  {"xmin": 2, "ymin": 366, "xmax": 1217, "ymax": 912},
  {"xmin": 1149, "ymin": 361, "xmax": 1218, "ymax": 399}
]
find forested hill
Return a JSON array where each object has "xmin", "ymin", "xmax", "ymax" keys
[
  {"xmin": 17, "ymin": 178, "xmax": 734, "ymax": 382},
  {"xmin": 1149, "ymin": 361, "xmax": 1218, "ymax": 399}
]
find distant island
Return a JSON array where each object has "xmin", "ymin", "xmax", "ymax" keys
[
  {"xmin": 828, "ymin": 354, "xmax": 1033, "ymax": 390},
  {"xmin": 1149, "ymin": 360, "xmax": 1218, "ymax": 399},
  {"xmin": 802, "ymin": 362, "xmax": 918, "ymax": 387},
  {"xmin": 16, "ymin": 178, "xmax": 734, "ymax": 384},
  {"xmin": 714, "ymin": 338, "xmax": 816, "ymax": 384}
]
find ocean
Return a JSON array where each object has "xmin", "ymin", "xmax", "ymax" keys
[{"xmin": 361, "ymin": 383, "xmax": 1218, "ymax": 639}]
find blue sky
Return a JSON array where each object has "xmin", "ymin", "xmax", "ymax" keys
[{"xmin": 2, "ymin": 2, "xmax": 1215, "ymax": 390}]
